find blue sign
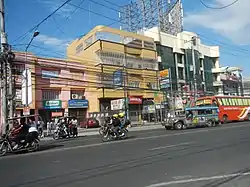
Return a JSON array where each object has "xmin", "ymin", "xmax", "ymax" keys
[
  {"xmin": 68, "ymin": 100, "xmax": 89, "ymax": 108},
  {"xmin": 113, "ymin": 70, "xmax": 123, "ymax": 87}
]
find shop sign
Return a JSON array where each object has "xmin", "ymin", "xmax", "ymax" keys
[
  {"xmin": 113, "ymin": 70, "xmax": 123, "ymax": 87},
  {"xmin": 111, "ymin": 99, "xmax": 125, "ymax": 110},
  {"xmin": 129, "ymin": 96, "xmax": 142, "ymax": 104},
  {"xmin": 42, "ymin": 70, "xmax": 59, "ymax": 79},
  {"xmin": 43, "ymin": 100, "xmax": 62, "ymax": 109},
  {"xmin": 68, "ymin": 100, "xmax": 89, "ymax": 108}
]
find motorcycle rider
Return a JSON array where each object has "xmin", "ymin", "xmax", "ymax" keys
[
  {"xmin": 11, "ymin": 120, "xmax": 30, "ymax": 149},
  {"xmin": 111, "ymin": 114, "xmax": 121, "ymax": 137}
]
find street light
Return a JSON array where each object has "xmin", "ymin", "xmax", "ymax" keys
[{"xmin": 24, "ymin": 31, "xmax": 39, "ymax": 118}]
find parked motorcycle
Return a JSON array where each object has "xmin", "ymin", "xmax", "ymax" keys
[{"xmin": 0, "ymin": 131, "xmax": 40, "ymax": 156}]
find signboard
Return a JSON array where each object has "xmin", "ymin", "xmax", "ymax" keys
[
  {"xmin": 68, "ymin": 100, "xmax": 89, "ymax": 108},
  {"xmin": 160, "ymin": 77, "xmax": 170, "ymax": 89},
  {"xmin": 129, "ymin": 96, "xmax": 142, "ymax": 104},
  {"xmin": 43, "ymin": 100, "xmax": 62, "ymax": 109},
  {"xmin": 23, "ymin": 107, "xmax": 30, "ymax": 116},
  {"xmin": 111, "ymin": 99, "xmax": 125, "ymax": 110},
  {"xmin": 21, "ymin": 69, "xmax": 32, "ymax": 105},
  {"xmin": 160, "ymin": 69, "xmax": 169, "ymax": 77},
  {"xmin": 113, "ymin": 70, "xmax": 123, "ymax": 87},
  {"xmin": 196, "ymin": 99, "xmax": 212, "ymax": 106}
]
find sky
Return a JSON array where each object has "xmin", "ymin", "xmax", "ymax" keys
[{"xmin": 5, "ymin": 0, "xmax": 250, "ymax": 76}]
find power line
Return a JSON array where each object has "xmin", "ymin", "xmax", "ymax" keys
[
  {"xmin": 11, "ymin": 0, "xmax": 73, "ymax": 44},
  {"xmin": 200, "ymin": 0, "xmax": 239, "ymax": 9}
]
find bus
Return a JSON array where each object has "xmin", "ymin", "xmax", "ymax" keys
[{"xmin": 195, "ymin": 96, "xmax": 250, "ymax": 123}]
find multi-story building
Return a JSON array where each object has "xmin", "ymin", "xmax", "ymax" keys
[
  {"xmin": 67, "ymin": 26, "xmax": 160, "ymax": 121},
  {"xmin": 212, "ymin": 66, "xmax": 243, "ymax": 96},
  {"xmin": 13, "ymin": 52, "xmax": 89, "ymax": 123},
  {"xmin": 141, "ymin": 27, "xmax": 220, "ymax": 97},
  {"xmin": 243, "ymin": 77, "xmax": 250, "ymax": 96}
]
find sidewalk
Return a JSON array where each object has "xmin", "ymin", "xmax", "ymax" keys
[{"xmin": 41, "ymin": 124, "xmax": 163, "ymax": 141}]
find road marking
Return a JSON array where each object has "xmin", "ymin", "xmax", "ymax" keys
[
  {"xmin": 172, "ymin": 175, "xmax": 192, "ymax": 180},
  {"xmin": 149, "ymin": 142, "xmax": 195, "ymax": 151},
  {"xmin": 145, "ymin": 172, "xmax": 250, "ymax": 187},
  {"xmin": 0, "ymin": 123, "xmax": 249, "ymax": 159}
]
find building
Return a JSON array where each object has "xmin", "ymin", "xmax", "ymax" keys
[
  {"xmin": 13, "ymin": 52, "xmax": 89, "ymax": 123},
  {"xmin": 212, "ymin": 66, "xmax": 243, "ymax": 96},
  {"xmin": 141, "ymin": 27, "xmax": 220, "ymax": 98},
  {"xmin": 67, "ymin": 26, "xmax": 161, "ymax": 121}
]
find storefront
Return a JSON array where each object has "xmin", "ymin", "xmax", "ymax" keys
[
  {"xmin": 39, "ymin": 100, "xmax": 64, "ymax": 122},
  {"xmin": 128, "ymin": 96, "xmax": 143, "ymax": 122},
  {"xmin": 68, "ymin": 99, "xmax": 88, "ymax": 123}
]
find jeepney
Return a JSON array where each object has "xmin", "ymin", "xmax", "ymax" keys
[{"xmin": 162, "ymin": 106, "xmax": 220, "ymax": 130}]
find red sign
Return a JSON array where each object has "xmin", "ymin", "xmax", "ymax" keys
[{"xmin": 129, "ymin": 96, "xmax": 142, "ymax": 104}]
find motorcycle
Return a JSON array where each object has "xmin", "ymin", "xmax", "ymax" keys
[
  {"xmin": 53, "ymin": 124, "xmax": 69, "ymax": 140},
  {"xmin": 101, "ymin": 123, "xmax": 129, "ymax": 142},
  {"xmin": 0, "ymin": 130, "xmax": 40, "ymax": 156}
]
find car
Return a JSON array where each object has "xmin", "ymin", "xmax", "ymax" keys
[{"xmin": 80, "ymin": 118, "xmax": 100, "ymax": 128}]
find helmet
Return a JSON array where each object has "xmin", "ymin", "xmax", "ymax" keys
[
  {"xmin": 118, "ymin": 113, "xmax": 125, "ymax": 118},
  {"xmin": 112, "ymin": 114, "xmax": 118, "ymax": 118}
]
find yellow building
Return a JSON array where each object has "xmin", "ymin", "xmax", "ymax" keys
[{"xmin": 67, "ymin": 26, "xmax": 160, "ymax": 121}]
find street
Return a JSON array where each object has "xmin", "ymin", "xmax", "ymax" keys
[{"xmin": 1, "ymin": 122, "xmax": 250, "ymax": 187}]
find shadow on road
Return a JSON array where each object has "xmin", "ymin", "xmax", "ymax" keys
[{"xmin": 39, "ymin": 144, "xmax": 64, "ymax": 152}]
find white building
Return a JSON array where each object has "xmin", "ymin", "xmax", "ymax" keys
[
  {"xmin": 212, "ymin": 66, "xmax": 243, "ymax": 96},
  {"xmin": 141, "ymin": 27, "xmax": 220, "ymax": 96}
]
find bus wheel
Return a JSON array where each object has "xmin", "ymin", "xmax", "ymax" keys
[
  {"xmin": 174, "ymin": 122, "xmax": 183, "ymax": 130},
  {"xmin": 223, "ymin": 115, "xmax": 228, "ymax": 123}
]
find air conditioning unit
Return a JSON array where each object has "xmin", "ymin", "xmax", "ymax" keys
[{"xmin": 71, "ymin": 94, "xmax": 79, "ymax": 99}]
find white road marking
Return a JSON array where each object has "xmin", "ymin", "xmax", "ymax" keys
[
  {"xmin": 0, "ymin": 123, "xmax": 249, "ymax": 159},
  {"xmin": 172, "ymin": 175, "xmax": 192, "ymax": 180},
  {"xmin": 149, "ymin": 142, "xmax": 195, "ymax": 151},
  {"xmin": 145, "ymin": 172, "xmax": 250, "ymax": 187}
]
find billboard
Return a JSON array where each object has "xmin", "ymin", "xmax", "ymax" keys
[{"xmin": 113, "ymin": 69, "xmax": 123, "ymax": 87}]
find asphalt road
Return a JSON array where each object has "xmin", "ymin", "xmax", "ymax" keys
[{"xmin": 1, "ymin": 122, "xmax": 250, "ymax": 187}]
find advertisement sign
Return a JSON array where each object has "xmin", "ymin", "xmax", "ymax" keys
[
  {"xmin": 129, "ymin": 96, "xmax": 142, "ymax": 104},
  {"xmin": 21, "ymin": 69, "xmax": 32, "ymax": 105},
  {"xmin": 160, "ymin": 69, "xmax": 169, "ymax": 77},
  {"xmin": 111, "ymin": 99, "xmax": 125, "ymax": 110},
  {"xmin": 113, "ymin": 70, "xmax": 123, "ymax": 87},
  {"xmin": 68, "ymin": 100, "xmax": 89, "ymax": 108},
  {"xmin": 43, "ymin": 100, "xmax": 62, "ymax": 109}
]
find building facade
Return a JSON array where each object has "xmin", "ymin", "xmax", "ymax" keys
[
  {"xmin": 67, "ymin": 26, "xmax": 161, "ymax": 121},
  {"xmin": 212, "ymin": 66, "xmax": 243, "ymax": 96},
  {"xmin": 141, "ymin": 27, "xmax": 220, "ymax": 98},
  {"xmin": 13, "ymin": 53, "xmax": 89, "ymax": 123}
]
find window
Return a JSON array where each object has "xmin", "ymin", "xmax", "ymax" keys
[
  {"xmin": 71, "ymin": 90, "xmax": 85, "ymax": 100},
  {"xmin": 178, "ymin": 67, "xmax": 184, "ymax": 79},
  {"xmin": 84, "ymin": 35, "xmax": 93, "ymax": 48},
  {"xmin": 128, "ymin": 82, "xmax": 140, "ymax": 88},
  {"xmin": 147, "ymin": 83, "xmax": 158, "ymax": 90},
  {"xmin": 41, "ymin": 69, "xmax": 59, "ymax": 79},
  {"xmin": 76, "ymin": 43, "xmax": 83, "ymax": 54},
  {"xmin": 70, "ymin": 70, "xmax": 84, "ymax": 80},
  {"xmin": 177, "ymin": 53, "xmax": 183, "ymax": 64},
  {"xmin": 144, "ymin": 41, "xmax": 155, "ymax": 50},
  {"xmin": 96, "ymin": 32, "xmax": 122, "ymax": 43},
  {"xmin": 42, "ymin": 90, "xmax": 60, "ymax": 100}
]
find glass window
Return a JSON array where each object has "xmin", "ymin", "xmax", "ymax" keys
[
  {"xmin": 85, "ymin": 35, "xmax": 93, "ymax": 48},
  {"xmin": 41, "ymin": 69, "xmax": 59, "ymax": 79},
  {"xmin": 71, "ymin": 90, "xmax": 85, "ymax": 99},
  {"xmin": 96, "ymin": 32, "xmax": 122, "ymax": 43},
  {"xmin": 76, "ymin": 43, "xmax": 83, "ymax": 54},
  {"xmin": 144, "ymin": 41, "xmax": 155, "ymax": 50}
]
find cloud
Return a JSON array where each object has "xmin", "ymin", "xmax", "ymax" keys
[
  {"xmin": 184, "ymin": 0, "xmax": 250, "ymax": 45},
  {"xmin": 36, "ymin": 34, "xmax": 71, "ymax": 51},
  {"xmin": 38, "ymin": 0, "xmax": 75, "ymax": 18}
]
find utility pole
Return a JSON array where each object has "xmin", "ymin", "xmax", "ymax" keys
[
  {"xmin": 0, "ymin": 0, "xmax": 8, "ymax": 134},
  {"xmin": 191, "ymin": 36, "xmax": 197, "ymax": 100}
]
